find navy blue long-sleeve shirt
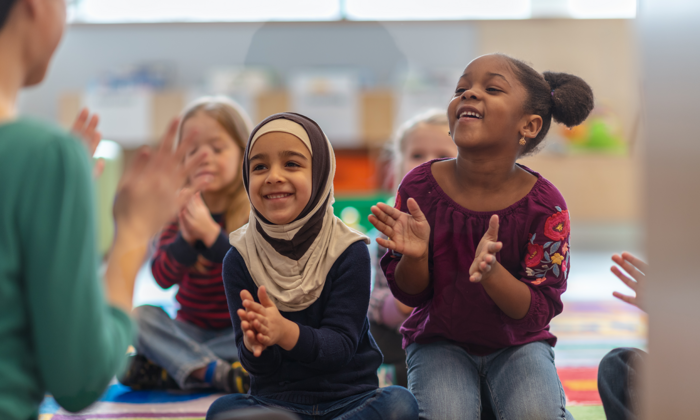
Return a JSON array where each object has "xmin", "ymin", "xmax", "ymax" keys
[{"xmin": 222, "ymin": 240, "xmax": 382, "ymax": 405}]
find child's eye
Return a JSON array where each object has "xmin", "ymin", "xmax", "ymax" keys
[
  {"xmin": 285, "ymin": 161, "xmax": 301, "ymax": 168},
  {"xmin": 212, "ymin": 148, "xmax": 222, "ymax": 153},
  {"xmin": 188, "ymin": 146, "xmax": 199, "ymax": 156},
  {"xmin": 454, "ymin": 88, "xmax": 466, "ymax": 95},
  {"xmin": 486, "ymin": 87, "xmax": 502, "ymax": 93},
  {"xmin": 252, "ymin": 164, "xmax": 266, "ymax": 171},
  {"xmin": 411, "ymin": 154, "xmax": 424, "ymax": 160}
]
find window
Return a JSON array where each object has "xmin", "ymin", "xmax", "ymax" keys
[{"xmin": 67, "ymin": 0, "xmax": 636, "ymax": 24}]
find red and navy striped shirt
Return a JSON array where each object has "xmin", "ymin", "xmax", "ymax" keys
[{"xmin": 151, "ymin": 214, "xmax": 232, "ymax": 330}]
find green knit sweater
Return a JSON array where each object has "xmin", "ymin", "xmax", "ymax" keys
[{"xmin": 0, "ymin": 118, "xmax": 134, "ymax": 419}]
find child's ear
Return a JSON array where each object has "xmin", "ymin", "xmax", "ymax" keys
[{"xmin": 521, "ymin": 114, "xmax": 544, "ymax": 140}]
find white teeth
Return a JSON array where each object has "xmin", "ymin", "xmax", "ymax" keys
[
  {"xmin": 266, "ymin": 194, "xmax": 290, "ymax": 199},
  {"xmin": 459, "ymin": 111, "xmax": 482, "ymax": 119}
]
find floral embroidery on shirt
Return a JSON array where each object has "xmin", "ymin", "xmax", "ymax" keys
[
  {"xmin": 525, "ymin": 243, "xmax": 544, "ymax": 268},
  {"xmin": 544, "ymin": 208, "xmax": 570, "ymax": 241},
  {"xmin": 525, "ymin": 206, "xmax": 570, "ymax": 285}
]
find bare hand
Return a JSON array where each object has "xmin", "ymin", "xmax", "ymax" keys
[
  {"xmin": 242, "ymin": 286, "xmax": 299, "ymax": 351},
  {"xmin": 469, "ymin": 215, "xmax": 503, "ymax": 283},
  {"xmin": 368, "ymin": 198, "xmax": 430, "ymax": 260},
  {"xmin": 112, "ymin": 118, "xmax": 209, "ymax": 241},
  {"xmin": 179, "ymin": 192, "xmax": 220, "ymax": 247},
  {"xmin": 71, "ymin": 108, "xmax": 105, "ymax": 178},
  {"xmin": 237, "ymin": 290, "xmax": 267, "ymax": 357},
  {"xmin": 611, "ymin": 252, "xmax": 647, "ymax": 311}
]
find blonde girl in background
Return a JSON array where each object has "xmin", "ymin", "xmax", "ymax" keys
[
  {"xmin": 120, "ymin": 97, "xmax": 253, "ymax": 393},
  {"xmin": 368, "ymin": 109, "xmax": 458, "ymax": 387}
]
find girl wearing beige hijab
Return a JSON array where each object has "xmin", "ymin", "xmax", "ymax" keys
[{"xmin": 208, "ymin": 113, "xmax": 418, "ymax": 420}]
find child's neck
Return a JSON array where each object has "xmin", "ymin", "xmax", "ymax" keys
[
  {"xmin": 453, "ymin": 151, "xmax": 520, "ymax": 193},
  {"xmin": 0, "ymin": 38, "xmax": 25, "ymax": 122},
  {"xmin": 202, "ymin": 190, "xmax": 228, "ymax": 214}
]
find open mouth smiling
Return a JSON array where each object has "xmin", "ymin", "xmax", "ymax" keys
[
  {"xmin": 457, "ymin": 106, "xmax": 484, "ymax": 120},
  {"xmin": 265, "ymin": 193, "xmax": 293, "ymax": 199}
]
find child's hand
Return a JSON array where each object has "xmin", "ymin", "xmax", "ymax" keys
[
  {"xmin": 112, "ymin": 119, "xmax": 209, "ymax": 242},
  {"xmin": 179, "ymin": 192, "xmax": 220, "ymax": 247},
  {"xmin": 243, "ymin": 286, "xmax": 300, "ymax": 351},
  {"xmin": 469, "ymin": 215, "xmax": 503, "ymax": 283},
  {"xmin": 369, "ymin": 198, "xmax": 431, "ymax": 260},
  {"xmin": 611, "ymin": 252, "xmax": 647, "ymax": 311},
  {"xmin": 237, "ymin": 290, "xmax": 267, "ymax": 357},
  {"xmin": 71, "ymin": 108, "xmax": 105, "ymax": 178}
]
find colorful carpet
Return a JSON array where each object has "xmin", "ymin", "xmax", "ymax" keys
[
  {"xmin": 40, "ymin": 301, "xmax": 642, "ymax": 419},
  {"xmin": 40, "ymin": 368, "xmax": 602, "ymax": 420}
]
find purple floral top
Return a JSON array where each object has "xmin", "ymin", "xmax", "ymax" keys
[{"xmin": 380, "ymin": 159, "xmax": 570, "ymax": 355}]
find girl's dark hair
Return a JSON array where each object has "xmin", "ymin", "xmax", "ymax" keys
[
  {"xmin": 0, "ymin": 0, "xmax": 19, "ymax": 31},
  {"xmin": 497, "ymin": 54, "xmax": 594, "ymax": 155}
]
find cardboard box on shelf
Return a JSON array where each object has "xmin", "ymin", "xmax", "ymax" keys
[{"xmin": 519, "ymin": 154, "xmax": 641, "ymax": 223}]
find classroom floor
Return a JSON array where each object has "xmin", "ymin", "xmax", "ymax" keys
[{"xmin": 40, "ymin": 224, "xmax": 645, "ymax": 419}]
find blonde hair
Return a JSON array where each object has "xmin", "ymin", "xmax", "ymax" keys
[
  {"xmin": 389, "ymin": 109, "xmax": 449, "ymax": 189},
  {"xmin": 178, "ymin": 96, "xmax": 252, "ymax": 234}
]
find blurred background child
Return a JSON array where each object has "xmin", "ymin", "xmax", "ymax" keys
[
  {"xmin": 368, "ymin": 109, "xmax": 457, "ymax": 387},
  {"xmin": 120, "ymin": 97, "xmax": 253, "ymax": 393}
]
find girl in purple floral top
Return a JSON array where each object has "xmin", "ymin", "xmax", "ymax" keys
[{"xmin": 369, "ymin": 53, "xmax": 594, "ymax": 420}]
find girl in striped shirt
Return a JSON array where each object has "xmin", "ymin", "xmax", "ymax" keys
[{"xmin": 120, "ymin": 97, "xmax": 252, "ymax": 393}]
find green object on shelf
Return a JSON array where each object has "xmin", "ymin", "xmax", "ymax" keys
[{"xmin": 334, "ymin": 194, "xmax": 392, "ymax": 233}]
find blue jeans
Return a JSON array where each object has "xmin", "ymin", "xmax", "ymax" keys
[
  {"xmin": 406, "ymin": 340, "xmax": 573, "ymax": 420},
  {"xmin": 133, "ymin": 305, "xmax": 239, "ymax": 389},
  {"xmin": 597, "ymin": 347, "xmax": 645, "ymax": 420},
  {"xmin": 206, "ymin": 386, "xmax": 418, "ymax": 420}
]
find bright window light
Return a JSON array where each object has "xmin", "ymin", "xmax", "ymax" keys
[
  {"xmin": 344, "ymin": 0, "xmax": 532, "ymax": 20},
  {"xmin": 70, "ymin": 0, "xmax": 341, "ymax": 23},
  {"xmin": 569, "ymin": 0, "xmax": 636, "ymax": 19}
]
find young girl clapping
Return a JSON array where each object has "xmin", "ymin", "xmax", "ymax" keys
[
  {"xmin": 369, "ymin": 53, "xmax": 594, "ymax": 420},
  {"xmin": 121, "ymin": 98, "xmax": 252, "ymax": 393},
  {"xmin": 207, "ymin": 113, "xmax": 418, "ymax": 420}
]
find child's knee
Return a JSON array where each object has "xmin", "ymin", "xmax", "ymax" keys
[
  {"xmin": 206, "ymin": 394, "xmax": 253, "ymax": 420},
  {"xmin": 132, "ymin": 305, "xmax": 167, "ymax": 326},
  {"xmin": 380, "ymin": 386, "xmax": 419, "ymax": 420}
]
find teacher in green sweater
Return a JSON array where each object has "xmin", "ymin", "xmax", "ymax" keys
[{"xmin": 0, "ymin": 0, "xmax": 210, "ymax": 418}]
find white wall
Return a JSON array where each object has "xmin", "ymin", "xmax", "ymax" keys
[{"xmin": 19, "ymin": 21, "xmax": 478, "ymax": 121}]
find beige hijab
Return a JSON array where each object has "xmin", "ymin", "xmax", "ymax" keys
[{"xmin": 229, "ymin": 113, "xmax": 369, "ymax": 312}]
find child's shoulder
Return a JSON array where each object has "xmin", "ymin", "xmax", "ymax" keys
[
  {"xmin": 331, "ymin": 240, "xmax": 370, "ymax": 272},
  {"xmin": 397, "ymin": 158, "xmax": 445, "ymax": 194},
  {"xmin": 521, "ymin": 165, "xmax": 568, "ymax": 210}
]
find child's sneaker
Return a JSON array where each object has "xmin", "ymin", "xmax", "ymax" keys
[
  {"xmin": 227, "ymin": 361, "xmax": 250, "ymax": 394},
  {"xmin": 118, "ymin": 354, "xmax": 179, "ymax": 390}
]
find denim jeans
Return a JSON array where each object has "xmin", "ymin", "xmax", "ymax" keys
[
  {"xmin": 597, "ymin": 347, "xmax": 645, "ymax": 420},
  {"xmin": 406, "ymin": 340, "xmax": 573, "ymax": 420},
  {"xmin": 133, "ymin": 305, "xmax": 239, "ymax": 389},
  {"xmin": 206, "ymin": 386, "xmax": 418, "ymax": 420}
]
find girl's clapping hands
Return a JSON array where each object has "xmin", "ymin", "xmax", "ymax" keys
[
  {"xmin": 369, "ymin": 198, "xmax": 431, "ymax": 260},
  {"xmin": 238, "ymin": 286, "xmax": 300, "ymax": 356},
  {"xmin": 469, "ymin": 215, "xmax": 503, "ymax": 283}
]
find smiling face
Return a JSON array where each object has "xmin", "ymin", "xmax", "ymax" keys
[
  {"xmin": 248, "ymin": 132, "xmax": 313, "ymax": 225},
  {"xmin": 401, "ymin": 123, "xmax": 458, "ymax": 179},
  {"xmin": 447, "ymin": 54, "xmax": 533, "ymax": 154},
  {"xmin": 182, "ymin": 111, "xmax": 242, "ymax": 193}
]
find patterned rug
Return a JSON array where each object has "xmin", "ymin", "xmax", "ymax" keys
[
  {"xmin": 40, "ymin": 300, "xmax": 643, "ymax": 419},
  {"xmin": 40, "ymin": 367, "xmax": 603, "ymax": 420}
]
